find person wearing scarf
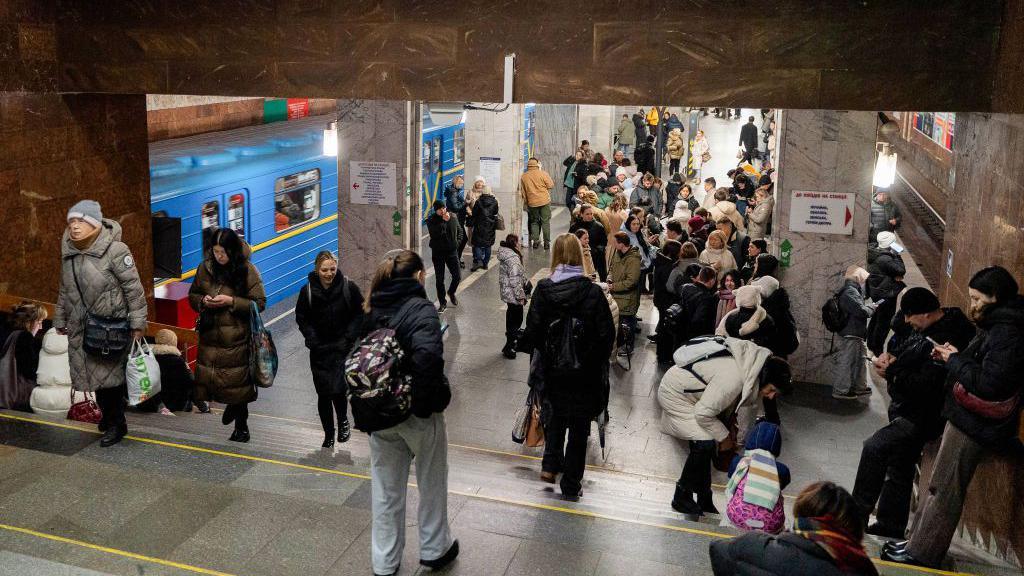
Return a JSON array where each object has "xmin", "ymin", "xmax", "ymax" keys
[
  {"xmin": 715, "ymin": 270, "xmax": 741, "ymax": 327},
  {"xmin": 725, "ymin": 421, "xmax": 791, "ymax": 534},
  {"xmin": 699, "ymin": 230, "xmax": 738, "ymax": 281},
  {"xmin": 710, "ymin": 481, "xmax": 880, "ymax": 576}
]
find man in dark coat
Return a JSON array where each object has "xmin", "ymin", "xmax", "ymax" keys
[
  {"xmin": 425, "ymin": 200, "xmax": 464, "ymax": 312},
  {"xmin": 869, "ymin": 191, "xmax": 901, "ymax": 242},
  {"xmin": 442, "ymin": 175, "xmax": 468, "ymax": 266},
  {"xmin": 738, "ymin": 116, "xmax": 759, "ymax": 163},
  {"xmin": 678, "ymin": 266, "xmax": 719, "ymax": 342},
  {"xmin": 853, "ymin": 288, "xmax": 974, "ymax": 539},
  {"xmin": 866, "ymin": 231, "xmax": 907, "ymax": 354},
  {"xmin": 632, "ymin": 109, "xmax": 647, "ymax": 146},
  {"xmin": 634, "ymin": 135, "xmax": 656, "ymax": 176},
  {"xmin": 469, "ymin": 190, "xmax": 500, "ymax": 271}
]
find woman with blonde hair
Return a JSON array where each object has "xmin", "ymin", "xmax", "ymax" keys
[
  {"xmin": 699, "ymin": 230, "xmax": 738, "ymax": 280},
  {"xmin": 605, "ymin": 194, "xmax": 630, "ymax": 236},
  {"xmin": 356, "ymin": 249, "xmax": 457, "ymax": 576},
  {"xmin": 518, "ymin": 233, "xmax": 615, "ymax": 500}
]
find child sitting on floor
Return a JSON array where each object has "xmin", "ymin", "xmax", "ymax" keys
[{"xmin": 726, "ymin": 420, "xmax": 791, "ymax": 534}]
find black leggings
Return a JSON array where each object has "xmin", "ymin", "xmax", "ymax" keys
[
  {"xmin": 317, "ymin": 393, "xmax": 347, "ymax": 433},
  {"xmin": 227, "ymin": 403, "xmax": 248, "ymax": 431}
]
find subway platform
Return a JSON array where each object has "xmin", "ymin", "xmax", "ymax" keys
[{"xmin": 0, "ymin": 196, "xmax": 1015, "ymax": 575}]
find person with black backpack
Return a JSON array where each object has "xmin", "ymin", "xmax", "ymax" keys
[
  {"xmin": 347, "ymin": 250, "xmax": 457, "ymax": 576},
  {"xmin": 830, "ymin": 266, "xmax": 876, "ymax": 401},
  {"xmin": 295, "ymin": 250, "xmax": 364, "ymax": 448},
  {"xmin": 518, "ymin": 233, "xmax": 615, "ymax": 500}
]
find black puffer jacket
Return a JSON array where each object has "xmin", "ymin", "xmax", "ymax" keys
[
  {"xmin": 678, "ymin": 282, "xmax": 718, "ymax": 341},
  {"xmin": 866, "ymin": 249, "xmax": 905, "ymax": 300},
  {"xmin": 652, "ymin": 252, "xmax": 678, "ymax": 310},
  {"xmin": 709, "ymin": 532, "xmax": 850, "ymax": 576},
  {"xmin": 361, "ymin": 278, "xmax": 450, "ymax": 419},
  {"xmin": 470, "ymin": 193, "xmax": 500, "ymax": 247},
  {"xmin": 296, "ymin": 272, "xmax": 365, "ymax": 396},
  {"xmin": 869, "ymin": 197, "xmax": 901, "ymax": 237},
  {"xmin": 426, "ymin": 212, "xmax": 462, "ymax": 255},
  {"xmin": 943, "ymin": 296, "xmax": 1024, "ymax": 446},
  {"xmin": 518, "ymin": 275, "xmax": 615, "ymax": 420},
  {"xmin": 887, "ymin": 307, "xmax": 974, "ymax": 439}
]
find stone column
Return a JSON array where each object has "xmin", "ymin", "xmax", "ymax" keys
[
  {"xmin": 577, "ymin": 105, "xmax": 615, "ymax": 156},
  {"xmin": 464, "ymin": 104, "xmax": 525, "ymax": 240},
  {"xmin": 336, "ymin": 99, "xmax": 420, "ymax": 291},
  {"xmin": 772, "ymin": 109, "xmax": 877, "ymax": 385},
  {"xmin": 533, "ymin": 104, "xmax": 577, "ymax": 207}
]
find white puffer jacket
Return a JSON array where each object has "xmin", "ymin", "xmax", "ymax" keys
[
  {"xmin": 656, "ymin": 338, "xmax": 770, "ymax": 443},
  {"xmin": 31, "ymin": 328, "xmax": 74, "ymax": 417}
]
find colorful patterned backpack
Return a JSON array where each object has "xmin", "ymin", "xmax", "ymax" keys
[{"xmin": 344, "ymin": 326, "xmax": 413, "ymax": 432}]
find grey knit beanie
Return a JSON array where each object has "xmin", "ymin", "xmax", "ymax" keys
[{"xmin": 67, "ymin": 200, "xmax": 102, "ymax": 228}]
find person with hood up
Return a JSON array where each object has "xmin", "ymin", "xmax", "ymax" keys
[
  {"xmin": 831, "ymin": 266, "xmax": 875, "ymax": 401},
  {"xmin": 442, "ymin": 175, "xmax": 469, "ymax": 266},
  {"xmin": 469, "ymin": 177, "xmax": 500, "ymax": 271},
  {"xmin": 658, "ymin": 337, "xmax": 791, "ymax": 517},
  {"xmin": 667, "ymin": 127, "xmax": 685, "ymax": 174},
  {"xmin": 498, "ymin": 234, "xmax": 529, "ymax": 359},
  {"xmin": 711, "ymin": 481, "xmax": 880, "ymax": 576},
  {"xmin": 699, "ymin": 230, "xmax": 739, "ymax": 281},
  {"xmin": 746, "ymin": 186, "xmax": 775, "ymax": 241},
  {"xmin": 717, "ymin": 284, "xmax": 777, "ymax": 350},
  {"xmin": 709, "ymin": 188, "xmax": 746, "ymax": 232},
  {"xmin": 616, "ymin": 166, "xmax": 634, "ymax": 196},
  {"xmin": 883, "ymin": 266, "xmax": 1024, "ymax": 569},
  {"xmin": 749, "ymin": 256, "xmax": 799, "ymax": 358},
  {"xmin": 853, "ymin": 287, "xmax": 974, "ymax": 540},
  {"xmin": 356, "ymin": 250, "xmax": 457, "ymax": 576},
  {"xmin": 569, "ymin": 204, "xmax": 608, "ymax": 281},
  {"xmin": 520, "ymin": 157, "xmax": 555, "ymax": 250},
  {"xmin": 189, "ymin": 227, "xmax": 266, "ymax": 443},
  {"xmin": 425, "ymin": 200, "xmax": 464, "ymax": 312},
  {"xmin": 616, "ymin": 113, "xmax": 636, "ymax": 155},
  {"xmin": 866, "ymin": 231, "xmax": 906, "ymax": 355},
  {"xmin": 725, "ymin": 420, "xmax": 792, "ymax": 534},
  {"xmin": 296, "ymin": 250, "xmax": 364, "ymax": 447},
  {"xmin": 517, "ymin": 234, "xmax": 615, "ymax": 500},
  {"xmin": 55, "ymin": 200, "xmax": 147, "ymax": 447}
]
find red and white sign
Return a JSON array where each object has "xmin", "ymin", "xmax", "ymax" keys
[
  {"xmin": 789, "ymin": 190, "xmax": 855, "ymax": 235},
  {"xmin": 286, "ymin": 98, "xmax": 310, "ymax": 120}
]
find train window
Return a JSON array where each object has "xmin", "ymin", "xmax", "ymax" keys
[
  {"xmin": 201, "ymin": 200, "xmax": 219, "ymax": 231},
  {"xmin": 226, "ymin": 193, "xmax": 245, "ymax": 239},
  {"xmin": 431, "ymin": 137, "xmax": 441, "ymax": 173},
  {"xmin": 453, "ymin": 128, "xmax": 465, "ymax": 165},
  {"xmin": 274, "ymin": 168, "xmax": 320, "ymax": 233},
  {"xmin": 422, "ymin": 140, "xmax": 431, "ymax": 174}
]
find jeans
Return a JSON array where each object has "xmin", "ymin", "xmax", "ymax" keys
[
  {"xmin": 832, "ymin": 336, "xmax": 866, "ymax": 394},
  {"xmin": 736, "ymin": 198, "xmax": 748, "ymax": 217},
  {"xmin": 678, "ymin": 439, "xmax": 716, "ymax": 494},
  {"xmin": 564, "ymin": 187, "xmax": 576, "ymax": 211},
  {"xmin": 472, "ymin": 245, "xmax": 492, "ymax": 267},
  {"xmin": 618, "ymin": 143, "xmax": 632, "ymax": 156},
  {"xmin": 369, "ymin": 413, "xmax": 453, "ymax": 575},
  {"xmin": 851, "ymin": 416, "xmax": 925, "ymax": 534},
  {"xmin": 95, "ymin": 384, "xmax": 126, "ymax": 430},
  {"xmin": 431, "ymin": 252, "xmax": 461, "ymax": 304},
  {"xmin": 527, "ymin": 204, "xmax": 552, "ymax": 246},
  {"xmin": 669, "ymin": 158, "xmax": 680, "ymax": 174},
  {"xmin": 505, "ymin": 303, "xmax": 524, "ymax": 343},
  {"xmin": 541, "ymin": 411, "xmax": 591, "ymax": 496},
  {"xmin": 316, "ymin": 393, "xmax": 347, "ymax": 434}
]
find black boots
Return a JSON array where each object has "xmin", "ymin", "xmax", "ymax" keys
[
  {"xmin": 221, "ymin": 404, "xmax": 237, "ymax": 425},
  {"xmin": 338, "ymin": 418, "xmax": 351, "ymax": 443},
  {"xmin": 671, "ymin": 484, "xmax": 718, "ymax": 517},
  {"xmin": 420, "ymin": 540, "xmax": 459, "ymax": 570},
  {"xmin": 99, "ymin": 425, "xmax": 126, "ymax": 447},
  {"xmin": 698, "ymin": 491, "xmax": 719, "ymax": 515},
  {"xmin": 229, "ymin": 425, "xmax": 250, "ymax": 443},
  {"xmin": 322, "ymin": 431, "xmax": 335, "ymax": 448}
]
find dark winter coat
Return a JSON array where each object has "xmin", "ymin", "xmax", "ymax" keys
[
  {"xmin": 869, "ymin": 197, "xmax": 901, "ymax": 237},
  {"xmin": 631, "ymin": 184, "xmax": 661, "ymax": 217},
  {"xmin": 426, "ymin": 212, "xmax": 462, "ymax": 255},
  {"xmin": 361, "ymin": 278, "xmax": 450, "ymax": 419},
  {"xmin": 887, "ymin": 307, "xmax": 973, "ymax": 439},
  {"xmin": 470, "ymin": 193, "xmax": 500, "ymax": 247},
  {"xmin": 652, "ymin": 252, "xmax": 678, "ymax": 310},
  {"xmin": 709, "ymin": 531, "xmax": 849, "ymax": 576},
  {"xmin": 665, "ymin": 182, "xmax": 682, "ymax": 216},
  {"xmin": 55, "ymin": 219, "xmax": 148, "ymax": 392},
  {"xmin": 731, "ymin": 176, "xmax": 755, "ymax": 201},
  {"xmin": 866, "ymin": 249, "xmax": 905, "ymax": 300},
  {"xmin": 739, "ymin": 122, "xmax": 759, "ymax": 152},
  {"xmin": 443, "ymin": 182, "xmax": 466, "ymax": 214},
  {"xmin": 837, "ymin": 280, "xmax": 872, "ymax": 339},
  {"xmin": 0, "ymin": 327, "xmax": 40, "ymax": 410},
  {"xmin": 569, "ymin": 218, "xmax": 607, "ymax": 250},
  {"xmin": 151, "ymin": 344, "xmax": 194, "ymax": 412},
  {"xmin": 188, "ymin": 252, "xmax": 266, "ymax": 405},
  {"xmin": 679, "ymin": 282, "xmax": 719, "ymax": 341},
  {"xmin": 0, "ymin": 325, "xmax": 41, "ymax": 382},
  {"xmin": 754, "ymin": 279, "xmax": 799, "ymax": 357},
  {"xmin": 518, "ymin": 275, "xmax": 615, "ymax": 420},
  {"xmin": 296, "ymin": 272, "xmax": 365, "ymax": 396},
  {"xmin": 632, "ymin": 113, "xmax": 647, "ymax": 145},
  {"xmin": 723, "ymin": 306, "xmax": 777, "ymax": 350},
  {"xmin": 728, "ymin": 230, "xmax": 750, "ymax": 272},
  {"xmin": 634, "ymin": 142, "xmax": 655, "ymax": 175},
  {"xmin": 943, "ymin": 296, "xmax": 1024, "ymax": 447},
  {"xmin": 867, "ymin": 289, "xmax": 904, "ymax": 356}
]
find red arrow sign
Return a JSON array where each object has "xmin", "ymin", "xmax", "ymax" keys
[
  {"xmin": 845, "ymin": 206, "xmax": 852, "ymax": 227},
  {"xmin": 353, "ymin": 183, "xmax": 360, "ymax": 189}
]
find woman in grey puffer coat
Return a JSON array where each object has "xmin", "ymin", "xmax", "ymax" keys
[
  {"xmin": 54, "ymin": 200, "xmax": 147, "ymax": 447},
  {"xmin": 497, "ymin": 234, "xmax": 529, "ymax": 359}
]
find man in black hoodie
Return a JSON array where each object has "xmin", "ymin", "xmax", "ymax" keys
[
  {"xmin": 853, "ymin": 288, "xmax": 974, "ymax": 539},
  {"xmin": 425, "ymin": 200, "xmax": 463, "ymax": 312},
  {"xmin": 883, "ymin": 267, "xmax": 1024, "ymax": 568}
]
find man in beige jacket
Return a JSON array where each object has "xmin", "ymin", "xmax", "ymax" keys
[{"xmin": 520, "ymin": 157, "xmax": 555, "ymax": 249}]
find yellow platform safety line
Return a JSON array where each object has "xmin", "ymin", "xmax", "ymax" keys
[
  {"xmin": 155, "ymin": 213, "xmax": 340, "ymax": 288},
  {"xmin": 0, "ymin": 412, "xmax": 981, "ymax": 576},
  {"xmin": 0, "ymin": 522, "xmax": 236, "ymax": 576}
]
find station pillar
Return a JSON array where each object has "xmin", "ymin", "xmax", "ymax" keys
[
  {"xmin": 335, "ymin": 99, "xmax": 421, "ymax": 291},
  {"xmin": 464, "ymin": 105, "xmax": 526, "ymax": 240},
  {"xmin": 772, "ymin": 109, "xmax": 878, "ymax": 385}
]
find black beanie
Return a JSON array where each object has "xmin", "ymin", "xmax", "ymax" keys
[{"xmin": 900, "ymin": 287, "xmax": 940, "ymax": 316}]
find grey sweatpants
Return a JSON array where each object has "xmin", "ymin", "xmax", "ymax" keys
[
  {"xmin": 369, "ymin": 412, "xmax": 453, "ymax": 574},
  {"xmin": 905, "ymin": 424, "xmax": 986, "ymax": 567},
  {"xmin": 832, "ymin": 335, "xmax": 866, "ymax": 395}
]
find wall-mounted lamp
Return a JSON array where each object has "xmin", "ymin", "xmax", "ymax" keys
[
  {"xmin": 873, "ymin": 142, "xmax": 897, "ymax": 188},
  {"xmin": 323, "ymin": 120, "xmax": 338, "ymax": 157}
]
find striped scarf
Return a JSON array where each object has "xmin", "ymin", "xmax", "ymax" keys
[
  {"xmin": 794, "ymin": 516, "xmax": 879, "ymax": 575},
  {"xmin": 726, "ymin": 448, "xmax": 780, "ymax": 509}
]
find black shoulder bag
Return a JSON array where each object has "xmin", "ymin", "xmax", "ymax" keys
[{"xmin": 72, "ymin": 256, "xmax": 131, "ymax": 357}]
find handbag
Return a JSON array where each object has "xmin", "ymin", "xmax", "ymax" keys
[
  {"xmin": 952, "ymin": 381, "xmax": 1020, "ymax": 420},
  {"xmin": 495, "ymin": 212, "xmax": 506, "ymax": 231},
  {"xmin": 713, "ymin": 413, "xmax": 740, "ymax": 472},
  {"xmin": 249, "ymin": 301, "xmax": 278, "ymax": 388},
  {"xmin": 701, "ymin": 151, "xmax": 712, "ymax": 163},
  {"xmin": 72, "ymin": 257, "xmax": 131, "ymax": 357},
  {"xmin": 525, "ymin": 396, "xmax": 545, "ymax": 447},
  {"xmin": 67, "ymin": 388, "xmax": 102, "ymax": 424}
]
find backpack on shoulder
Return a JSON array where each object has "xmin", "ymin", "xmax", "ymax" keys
[
  {"xmin": 821, "ymin": 290, "xmax": 848, "ymax": 334},
  {"xmin": 344, "ymin": 303, "xmax": 414, "ymax": 433},
  {"xmin": 545, "ymin": 313, "xmax": 586, "ymax": 376}
]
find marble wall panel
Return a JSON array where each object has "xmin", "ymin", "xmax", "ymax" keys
[
  {"xmin": 464, "ymin": 105, "xmax": 525, "ymax": 240},
  {"xmin": 773, "ymin": 109, "xmax": 876, "ymax": 385},
  {"xmin": 533, "ymin": 104, "xmax": 577, "ymax": 204},
  {"xmin": 576, "ymin": 105, "xmax": 614, "ymax": 158}
]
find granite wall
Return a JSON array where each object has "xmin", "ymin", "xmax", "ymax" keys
[
  {"xmin": 2, "ymin": 1, "xmax": 1017, "ymax": 111},
  {"xmin": 0, "ymin": 92, "xmax": 152, "ymax": 306},
  {"xmin": 533, "ymin": 104, "xmax": 577, "ymax": 207},
  {"xmin": 771, "ymin": 109, "xmax": 877, "ymax": 385},
  {"xmin": 336, "ymin": 99, "xmax": 419, "ymax": 291},
  {"xmin": 464, "ymin": 105, "xmax": 525, "ymax": 243}
]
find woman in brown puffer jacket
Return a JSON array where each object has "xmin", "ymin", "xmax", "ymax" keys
[{"xmin": 189, "ymin": 228, "xmax": 266, "ymax": 443}]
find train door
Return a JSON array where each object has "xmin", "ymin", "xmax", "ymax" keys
[{"xmin": 200, "ymin": 189, "xmax": 248, "ymax": 242}]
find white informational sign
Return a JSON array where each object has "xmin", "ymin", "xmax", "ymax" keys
[
  {"xmin": 479, "ymin": 157, "xmax": 501, "ymax": 190},
  {"xmin": 788, "ymin": 190, "xmax": 855, "ymax": 235},
  {"xmin": 350, "ymin": 161, "xmax": 397, "ymax": 206},
  {"xmin": 946, "ymin": 249, "xmax": 954, "ymax": 278}
]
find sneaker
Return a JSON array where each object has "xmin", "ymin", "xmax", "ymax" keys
[
  {"xmin": 832, "ymin": 391, "xmax": 859, "ymax": 401},
  {"xmin": 420, "ymin": 540, "xmax": 459, "ymax": 570},
  {"xmin": 158, "ymin": 406, "xmax": 175, "ymax": 416}
]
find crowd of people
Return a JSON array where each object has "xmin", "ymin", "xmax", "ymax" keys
[{"xmin": 1, "ymin": 107, "xmax": 1023, "ymax": 576}]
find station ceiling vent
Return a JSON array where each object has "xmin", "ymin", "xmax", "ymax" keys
[{"xmin": 425, "ymin": 102, "xmax": 466, "ymax": 127}]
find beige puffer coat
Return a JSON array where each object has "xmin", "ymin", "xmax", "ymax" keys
[
  {"xmin": 656, "ymin": 338, "xmax": 771, "ymax": 443},
  {"xmin": 667, "ymin": 128, "xmax": 684, "ymax": 160},
  {"xmin": 188, "ymin": 251, "xmax": 266, "ymax": 405},
  {"xmin": 746, "ymin": 196, "xmax": 775, "ymax": 240},
  {"xmin": 55, "ymin": 219, "xmax": 147, "ymax": 392}
]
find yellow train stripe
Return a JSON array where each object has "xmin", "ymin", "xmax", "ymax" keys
[
  {"xmin": 155, "ymin": 213, "xmax": 340, "ymax": 288},
  {"xmin": 0, "ymin": 413, "xmax": 982, "ymax": 575},
  {"xmin": 0, "ymin": 522, "xmax": 237, "ymax": 576},
  {"xmin": 442, "ymin": 163, "xmax": 464, "ymax": 177}
]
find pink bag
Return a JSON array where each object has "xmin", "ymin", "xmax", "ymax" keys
[{"xmin": 726, "ymin": 474, "xmax": 786, "ymax": 534}]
